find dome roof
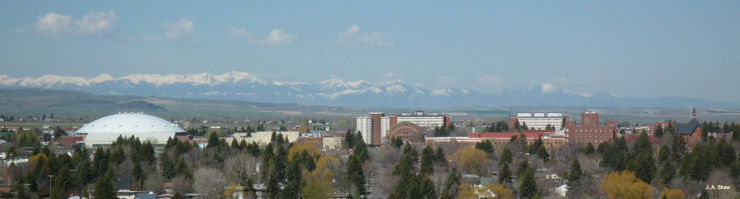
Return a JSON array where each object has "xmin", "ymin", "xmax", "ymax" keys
[{"xmin": 77, "ymin": 113, "xmax": 185, "ymax": 134}]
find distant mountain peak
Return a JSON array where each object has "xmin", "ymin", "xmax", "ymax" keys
[{"xmin": 0, "ymin": 72, "xmax": 737, "ymax": 109}]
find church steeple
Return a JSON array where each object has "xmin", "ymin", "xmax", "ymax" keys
[{"xmin": 692, "ymin": 107, "xmax": 697, "ymax": 119}]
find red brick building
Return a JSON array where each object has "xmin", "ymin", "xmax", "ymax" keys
[
  {"xmin": 63, "ymin": 136, "xmax": 85, "ymax": 146},
  {"xmin": 369, "ymin": 113, "xmax": 384, "ymax": 146},
  {"xmin": 385, "ymin": 122, "xmax": 425, "ymax": 144},
  {"xmin": 564, "ymin": 112, "xmax": 617, "ymax": 144},
  {"xmin": 675, "ymin": 108, "xmax": 702, "ymax": 145},
  {"xmin": 649, "ymin": 121, "xmax": 674, "ymax": 136},
  {"xmin": 425, "ymin": 130, "xmax": 567, "ymax": 151}
]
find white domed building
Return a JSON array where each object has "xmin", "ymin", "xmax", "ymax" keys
[{"xmin": 78, "ymin": 112, "xmax": 184, "ymax": 148}]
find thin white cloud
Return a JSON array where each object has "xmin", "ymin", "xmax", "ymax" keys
[
  {"xmin": 381, "ymin": 72, "xmax": 403, "ymax": 80},
  {"xmin": 263, "ymin": 29, "xmax": 296, "ymax": 46},
  {"xmin": 163, "ymin": 18, "xmax": 194, "ymax": 40},
  {"xmin": 542, "ymin": 83, "xmax": 557, "ymax": 93},
  {"xmin": 31, "ymin": 12, "xmax": 72, "ymax": 39},
  {"xmin": 23, "ymin": 10, "xmax": 118, "ymax": 39},
  {"xmin": 336, "ymin": 24, "xmax": 393, "ymax": 46},
  {"xmin": 476, "ymin": 75, "xmax": 504, "ymax": 85},
  {"xmin": 551, "ymin": 78, "xmax": 568, "ymax": 83},
  {"xmin": 74, "ymin": 11, "xmax": 118, "ymax": 36},
  {"xmin": 224, "ymin": 25, "xmax": 256, "ymax": 41},
  {"xmin": 224, "ymin": 25, "xmax": 296, "ymax": 47}
]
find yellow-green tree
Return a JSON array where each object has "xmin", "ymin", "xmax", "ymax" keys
[
  {"xmin": 288, "ymin": 143, "xmax": 321, "ymax": 161},
  {"xmin": 451, "ymin": 147, "xmax": 487, "ymax": 174},
  {"xmin": 301, "ymin": 167, "xmax": 334, "ymax": 199},
  {"xmin": 301, "ymin": 157, "xmax": 335, "ymax": 199},
  {"xmin": 600, "ymin": 171, "xmax": 651, "ymax": 199},
  {"xmin": 457, "ymin": 184, "xmax": 514, "ymax": 199},
  {"xmin": 223, "ymin": 183, "xmax": 245, "ymax": 199},
  {"xmin": 659, "ymin": 187, "xmax": 685, "ymax": 199}
]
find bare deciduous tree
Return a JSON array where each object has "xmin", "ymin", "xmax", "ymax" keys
[
  {"xmin": 171, "ymin": 175, "xmax": 192, "ymax": 195},
  {"xmin": 378, "ymin": 145, "xmax": 401, "ymax": 166},
  {"xmin": 113, "ymin": 160, "xmax": 134, "ymax": 179},
  {"xmin": 194, "ymin": 168, "xmax": 228, "ymax": 199},
  {"xmin": 143, "ymin": 175, "xmax": 163, "ymax": 193},
  {"xmin": 670, "ymin": 177, "xmax": 704, "ymax": 198},
  {"xmin": 224, "ymin": 152, "xmax": 258, "ymax": 185},
  {"xmin": 706, "ymin": 170, "xmax": 736, "ymax": 198}
]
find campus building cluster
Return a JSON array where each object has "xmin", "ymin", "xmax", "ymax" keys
[{"xmin": 356, "ymin": 111, "xmax": 450, "ymax": 145}]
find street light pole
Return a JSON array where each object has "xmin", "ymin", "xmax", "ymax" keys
[{"xmin": 48, "ymin": 175, "xmax": 54, "ymax": 197}]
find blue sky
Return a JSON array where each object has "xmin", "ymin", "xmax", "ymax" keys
[{"xmin": 1, "ymin": 1, "xmax": 740, "ymax": 103}]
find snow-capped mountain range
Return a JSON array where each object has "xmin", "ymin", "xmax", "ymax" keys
[{"xmin": 1, "ymin": 72, "xmax": 737, "ymax": 109}]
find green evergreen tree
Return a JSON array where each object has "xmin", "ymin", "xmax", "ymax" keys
[
  {"xmin": 207, "ymin": 132, "xmax": 221, "ymax": 149},
  {"xmin": 632, "ymin": 131, "xmax": 652, "ymax": 155},
  {"xmin": 354, "ymin": 139, "xmax": 369, "ymax": 162},
  {"xmin": 659, "ymin": 161, "xmax": 676, "ymax": 185},
  {"xmin": 500, "ymin": 147, "xmax": 512, "ymax": 164},
  {"xmin": 133, "ymin": 161, "xmax": 144, "ymax": 187},
  {"xmin": 82, "ymin": 186, "xmax": 89, "ymax": 199},
  {"xmin": 434, "ymin": 147, "xmax": 447, "ymax": 166},
  {"xmin": 537, "ymin": 145, "xmax": 549, "ymax": 161},
  {"xmin": 260, "ymin": 143, "xmax": 274, "ymax": 182},
  {"xmin": 499, "ymin": 163, "xmax": 512, "ymax": 184},
  {"xmin": 231, "ymin": 139, "xmax": 239, "ymax": 149},
  {"xmin": 160, "ymin": 152, "xmax": 176, "ymax": 180},
  {"xmin": 274, "ymin": 145, "xmax": 288, "ymax": 181},
  {"xmin": 528, "ymin": 137, "xmax": 543, "ymax": 154},
  {"xmin": 731, "ymin": 160, "xmax": 740, "ymax": 180},
  {"xmin": 681, "ymin": 144, "xmax": 714, "ymax": 182},
  {"xmin": 519, "ymin": 167, "xmax": 539, "ymax": 199},
  {"xmin": 671, "ymin": 134, "xmax": 686, "ymax": 161},
  {"xmin": 92, "ymin": 147, "xmax": 109, "ymax": 179},
  {"xmin": 53, "ymin": 126, "xmax": 66, "ymax": 140},
  {"xmin": 439, "ymin": 171, "xmax": 460, "ymax": 199},
  {"xmin": 655, "ymin": 124, "xmax": 664, "ymax": 138},
  {"xmin": 175, "ymin": 157, "xmax": 191, "ymax": 179},
  {"xmin": 347, "ymin": 154, "xmax": 366, "ymax": 198},
  {"xmin": 281, "ymin": 160, "xmax": 302, "ymax": 199},
  {"xmin": 568, "ymin": 159, "xmax": 582, "ymax": 186},
  {"xmin": 31, "ymin": 144, "xmax": 40, "ymax": 156},
  {"xmin": 345, "ymin": 130, "xmax": 357, "ymax": 149},
  {"xmin": 626, "ymin": 153, "xmax": 656, "ymax": 184},
  {"xmin": 584, "ymin": 143, "xmax": 595, "ymax": 155},
  {"xmin": 658, "ymin": 145, "xmax": 671, "ymax": 164},
  {"xmin": 715, "ymin": 139, "xmax": 735, "ymax": 166},
  {"xmin": 265, "ymin": 166, "xmax": 280, "ymax": 199},
  {"xmin": 390, "ymin": 137, "xmax": 403, "ymax": 148},
  {"xmin": 94, "ymin": 172, "xmax": 116, "ymax": 199},
  {"xmin": 475, "ymin": 139, "xmax": 494, "ymax": 154},
  {"xmin": 110, "ymin": 147, "xmax": 125, "ymax": 164},
  {"xmin": 420, "ymin": 146, "xmax": 434, "ymax": 175},
  {"xmin": 50, "ymin": 165, "xmax": 72, "ymax": 199},
  {"xmin": 516, "ymin": 159, "xmax": 529, "ymax": 179},
  {"xmin": 699, "ymin": 190, "xmax": 709, "ymax": 199}
]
